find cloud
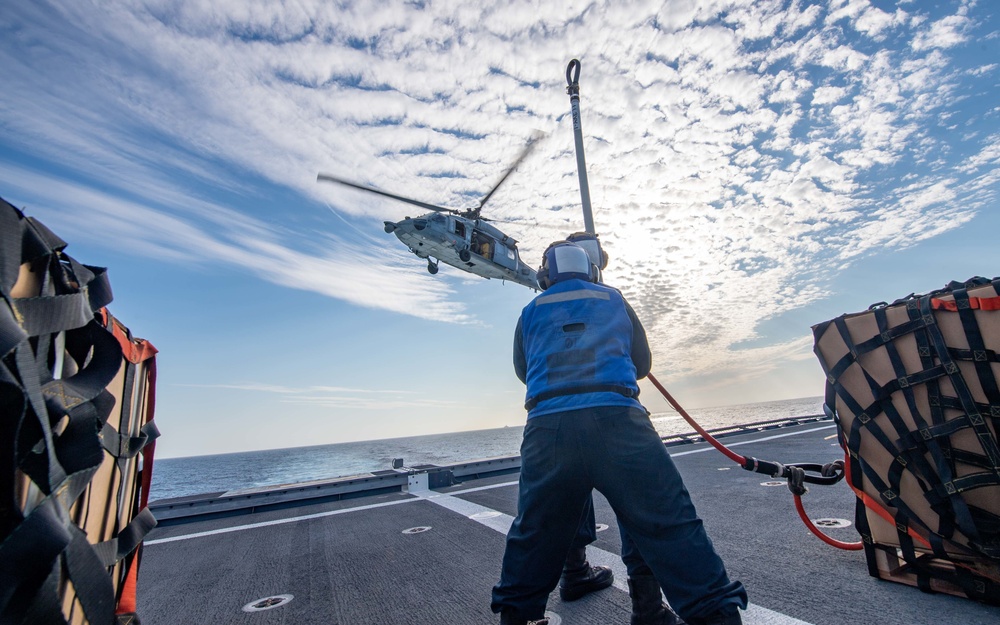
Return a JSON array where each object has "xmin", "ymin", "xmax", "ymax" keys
[
  {"xmin": 0, "ymin": 161, "xmax": 474, "ymax": 323},
  {"xmin": 911, "ymin": 12, "xmax": 973, "ymax": 51},
  {"xmin": 177, "ymin": 382, "xmax": 457, "ymax": 410},
  {"xmin": 1, "ymin": 0, "xmax": 996, "ymax": 393}
]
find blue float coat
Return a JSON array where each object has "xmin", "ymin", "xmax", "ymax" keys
[{"xmin": 514, "ymin": 279, "xmax": 651, "ymax": 418}]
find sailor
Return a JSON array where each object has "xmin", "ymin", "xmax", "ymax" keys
[{"xmin": 491, "ymin": 241, "xmax": 748, "ymax": 625}]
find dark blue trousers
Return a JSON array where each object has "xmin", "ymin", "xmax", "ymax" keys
[
  {"xmin": 569, "ymin": 494, "xmax": 652, "ymax": 577},
  {"xmin": 571, "ymin": 494, "xmax": 597, "ymax": 549},
  {"xmin": 572, "ymin": 491, "xmax": 652, "ymax": 577},
  {"xmin": 491, "ymin": 406, "xmax": 747, "ymax": 621}
]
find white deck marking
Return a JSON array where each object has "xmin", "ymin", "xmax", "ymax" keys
[
  {"xmin": 669, "ymin": 425, "xmax": 835, "ymax": 457},
  {"xmin": 420, "ymin": 425, "xmax": 837, "ymax": 495},
  {"xmin": 144, "ymin": 497, "xmax": 417, "ymax": 545},
  {"xmin": 415, "ymin": 489, "xmax": 814, "ymax": 625},
  {"xmin": 146, "ymin": 426, "xmax": 828, "ymax": 623},
  {"xmin": 145, "ymin": 424, "xmax": 834, "ymax": 547}
]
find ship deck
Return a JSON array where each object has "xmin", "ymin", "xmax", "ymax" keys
[{"xmin": 139, "ymin": 420, "xmax": 998, "ymax": 624}]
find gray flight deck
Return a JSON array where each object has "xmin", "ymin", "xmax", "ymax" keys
[{"xmin": 139, "ymin": 420, "xmax": 998, "ymax": 624}]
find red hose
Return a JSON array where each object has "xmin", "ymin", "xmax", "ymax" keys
[
  {"xmin": 646, "ymin": 373, "xmax": 746, "ymax": 465},
  {"xmin": 793, "ymin": 494, "xmax": 864, "ymax": 550},
  {"xmin": 646, "ymin": 372, "xmax": 864, "ymax": 551}
]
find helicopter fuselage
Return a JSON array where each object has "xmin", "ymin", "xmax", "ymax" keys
[{"xmin": 385, "ymin": 211, "xmax": 538, "ymax": 289}]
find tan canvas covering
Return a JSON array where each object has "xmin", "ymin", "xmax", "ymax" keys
[
  {"xmin": 2, "ymin": 199, "xmax": 159, "ymax": 624},
  {"xmin": 813, "ymin": 277, "xmax": 1000, "ymax": 603}
]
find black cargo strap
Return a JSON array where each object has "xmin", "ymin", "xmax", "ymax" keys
[
  {"xmin": 0, "ymin": 198, "xmax": 157, "ymax": 625},
  {"xmin": 813, "ymin": 276, "xmax": 1000, "ymax": 571},
  {"xmin": 101, "ymin": 420, "xmax": 162, "ymax": 460},
  {"xmin": 525, "ymin": 384, "xmax": 638, "ymax": 410},
  {"xmin": 9, "ymin": 270, "xmax": 110, "ymax": 337},
  {"xmin": 91, "ymin": 508, "xmax": 158, "ymax": 568}
]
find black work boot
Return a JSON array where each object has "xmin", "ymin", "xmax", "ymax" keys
[
  {"xmin": 627, "ymin": 575, "xmax": 684, "ymax": 625},
  {"xmin": 559, "ymin": 547, "xmax": 614, "ymax": 601},
  {"xmin": 499, "ymin": 608, "xmax": 549, "ymax": 625}
]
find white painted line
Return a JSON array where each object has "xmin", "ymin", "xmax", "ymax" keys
[
  {"xmin": 145, "ymin": 430, "xmax": 824, "ymax": 624},
  {"xmin": 742, "ymin": 604, "xmax": 814, "ymax": 625},
  {"xmin": 416, "ymin": 490, "xmax": 815, "ymax": 625},
  {"xmin": 145, "ymin": 424, "xmax": 833, "ymax": 546},
  {"xmin": 669, "ymin": 426, "xmax": 835, "ymax": 457},
  {"xmin": 145, "ymin": 485, "xmax": 510, "ymax": 546},
  {"xmin": 414, "ymin": 489, "xmax": 515, "ymax": 535},
  {"xmin": 449, "ymin": 480, "xmax": 519, "ymax": 494},
  {"xmin": 145, "ymin": 496, "xmax": 417, "ymax": 545}
]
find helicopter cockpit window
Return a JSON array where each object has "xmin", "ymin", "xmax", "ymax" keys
[
  {"xmin": 506, "ymin": 247, "xmax": 515, "ymax": 260},
  {"xmin": 430, "ymin": 213, "xmax": 446, "ymax": 224},
  {"xmin": 454, "ymin": 221, "xmax": 466, "ymax": 237}
]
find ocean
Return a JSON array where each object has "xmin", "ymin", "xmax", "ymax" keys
[{"xmin": 150, "ymin": 395, "xmax": 825, "ymax": 501}]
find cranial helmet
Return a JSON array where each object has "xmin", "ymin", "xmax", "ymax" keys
[
  {"xmin": 566, "ymin": 232, "xmax": 609, "ymax": 274},
  {"xmin": 536, "ymin": 241, "xmax": 597, "ymax": 290}
]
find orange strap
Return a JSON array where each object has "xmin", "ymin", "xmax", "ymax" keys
[
  {"xmin": 98, "ymin": 308, "xmax": 159, "ymax": 363},
  {"xmin": 931, "ymin": 296, "xmax": 1000, "ymax": 312},
  {"xmin": 843, "ymin": 452, "xmax": 932, "ymax": 549},
  {"xmin": 116, "ymin": 558, "xmax": 140, "ymax": 615}
]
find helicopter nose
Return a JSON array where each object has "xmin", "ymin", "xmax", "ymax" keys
[{"xmin": 383, "ymin": 221, "xmax": 397, "ymax": 233}]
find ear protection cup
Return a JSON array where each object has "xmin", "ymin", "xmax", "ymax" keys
[
  {"xmin": 566, "ymin": 232, "xmax": 609, "ymax": 270},
  {"xmin": 536, "ymin": 262, "xmax": 553, "ymax": 290}
]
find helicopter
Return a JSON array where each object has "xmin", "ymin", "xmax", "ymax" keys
[{"xmin": 317, "ymin": 139, "xmax": 540, "ymax": 290}]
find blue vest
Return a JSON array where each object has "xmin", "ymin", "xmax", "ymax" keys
[{"xmin": 520, "ymin": 279, "xmax": 642, "ymax": 417}]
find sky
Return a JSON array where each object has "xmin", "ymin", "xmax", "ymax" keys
[{"xmin": 1, "ymin": 0, "xmax": 997, "ymax": 458}]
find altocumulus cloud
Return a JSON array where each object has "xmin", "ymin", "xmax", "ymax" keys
[{"xmin": 0, "ymin": 0, "xmax": 996, "ymax": 382}]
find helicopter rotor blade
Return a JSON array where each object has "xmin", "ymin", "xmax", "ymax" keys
[
  {"xmin": 317, "ymin": 173, "xmax": 459, "ymax": 215},
  {"xmin": 472, "ymin": 132, "xmax": 545, "ymax": 217}
]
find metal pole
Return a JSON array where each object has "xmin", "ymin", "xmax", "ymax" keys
[{"xmin": 566, "ymin": 59, "xmax": 596, "ymax": 235}]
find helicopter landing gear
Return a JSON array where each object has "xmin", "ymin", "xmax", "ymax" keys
[
  {"xmin": 427, "ymin": 259, "xmax": 439, "ymax": 275},
  {"xmin": 459, "ymin": 248, "xmax": 471, "ymax": 262}
]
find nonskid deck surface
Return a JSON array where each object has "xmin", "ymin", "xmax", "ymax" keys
[{"xmin": 139, "ymin": 423, "xmax": 998, "ymax": 624}]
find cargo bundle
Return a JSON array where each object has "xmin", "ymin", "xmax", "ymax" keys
[
  {"xmin": 813, "ymin": 277, "xmax": 1000, "ymax": 604},
  {"xmin": 0, "ymin": 198, "xmax": 159, "ymax": 624}
]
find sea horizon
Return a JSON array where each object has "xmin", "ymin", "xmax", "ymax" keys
[
  {"xmin": 156, "ymin": 393, "xmax": 826, "ymax": 461},
  {"xmin": 150, "ymin": 395, "xmax": 825, "ymax": 501}
]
